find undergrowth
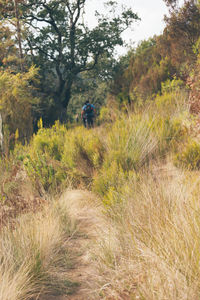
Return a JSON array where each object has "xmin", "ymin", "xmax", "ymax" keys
[
  {"xmin": 0, "ymin": 198, "xmax": 78, "ymax": 300},
  {"xmin": 0, "ymin": 84, "xmax": 197, "ymax": 299}
]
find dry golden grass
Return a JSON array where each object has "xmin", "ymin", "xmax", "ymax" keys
[
  {"xmin": 91, "ymin": 163, "xmax": 200, "ymax": 299},
  {"xmin": 0, "ymin": 197, "xmax": 78, "ymax": 300},
  {"xmin": 1, "ymin": 166, "xmax": 200, "ymax": 300}
]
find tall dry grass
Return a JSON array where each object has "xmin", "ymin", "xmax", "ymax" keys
[
  {"xmin": 93, "ymin": 166, "xmax": 200, "ymax": 299},
  {"xmin": 0, "ymin": 198, "xmax": 77, "ymax": 300},
  {"xmin": 105, "ymin": 115, "xmax": 158, "ymax": 171}
]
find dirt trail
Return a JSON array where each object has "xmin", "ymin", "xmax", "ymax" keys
[{"xmin": 42, "ymin": 189, "xmax": 107, "ymax": 300}]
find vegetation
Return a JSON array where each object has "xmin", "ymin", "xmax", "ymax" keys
[
  {"xmin": 0, "ymin": 199, "xmax": 78, "ymax": 299},
  {"xmin": 0, "ymin": 0, "xmax": 200, "ymax": 299},
  {"xmin": 0, "ymin": 0, "xmax": 139, "ymax": 124}
]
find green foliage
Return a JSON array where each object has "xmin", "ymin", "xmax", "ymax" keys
[
  {"xmin": 175, "ymin": 140, "xmax": 200, "ymax": 170},
  {"xmin": 93, "ymin": 161, "xmax": 127, "ymax": 197},
  {"xmin": 15, "ymin": 0, "xmax": 139, "ymax": 122},
  {"xmin": 30, "ymin": 121, "xmax": 66, "ymax": 161},
  {"xmin": 105, "ymin": 116, "xmax": 158, "ymax": 171},
  {"xmin": 93, "ymin": 161, "xmax": 137, "ymax": 208},
  {"xmin": 62, "ymin": 127, "xmax": 105, "ymax": 177},
  {"xmin": 151, "ymin": 116, "xmax": 188, "ymax": 155},
  {"xmin": 99, "ymin": 106, "xmax": 112, "ymax": 123},
  {"xmin": 23, "ymin": 122, "xmax": 68, "ymax": 195},
  {"xmin": 0, "ymin": 66, "xmax": 39, "ymax": 143},
  {"xmin": 23, "ymin": 153, "xmax": 66, "ymax": 195},
  {"xmin": 155, "ymin": 91, "xmax": 188, "ymax": 117},
  {"xmin": 22, "ymin": 123, "xmax": 106, "ymax": 194},
  {"xmin": 0, "ymin": 21, "xmax": 18, "ymax": 68},
  {"xmin": 154, "ymin": 78, "xmax": 188, "ymax": 118},
  {"xmin": 161, "ymin": 77, "xmax": 184, "ymax": 94}
]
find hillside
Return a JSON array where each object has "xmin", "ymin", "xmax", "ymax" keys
[
  {"xmin": 0, "ymin": 0, "xmax": 200, "ymax": 299},
  {"xmin": 1, "ymin": 78, "xmax": 200, "ymax": 299}
]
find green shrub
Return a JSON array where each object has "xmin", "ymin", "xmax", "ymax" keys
[
  {"xmin": 105, "ymin": 116, "xmax": 158, "ymax": 171},
  {"xmin": 175, "ymin": 140, "xmax": 200, "ymax": 170},
  {"xmin": 151, "ymin": 116, "xmax": 188, "ymax": 155},
  {"xmin": 30, "ymin": 121, "xmax": 66, "ymax": 161},
  {"xmin": 155, "ymin": 88, "xmax": 188, "ymax": 118},
  {"xmin": 93, "ymin": 161, "xmax": 137, "ymax": 208},
  {"xmin": 23, "ymin": 153, "xmax": 68, "ymax": 195},
  {"xmin": 23, "ymin": 122, "xmax": 71, "ymax": 195},
  {"xmin": 99, "ymin": 106, "xmax": 112, "ymax": 123},
  {"xmin": 62, "ymin": 126, "xmax": 105, "ymax": 177},
  {"xmin": 93, "ymin": 161, "xmax": 127, "ymax": 197},
  {"xmin": 161, "ymin": 78, "xmax": 184, "ymax": 94}
]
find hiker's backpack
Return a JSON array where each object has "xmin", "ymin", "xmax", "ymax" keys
[{"xmin": 84, "ymin": 103, "xmax": 94, "ymax": 116}]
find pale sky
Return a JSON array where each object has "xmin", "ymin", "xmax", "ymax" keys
[{"xmin": 85, "ymin": 0, "xmax": 185, "ymax": 55}]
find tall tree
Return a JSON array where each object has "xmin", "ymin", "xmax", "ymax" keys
[
  {"xmin": 163, "ymin": 0, "xmax": 200, "ymax": 76},
  {"xmin": 0, "ymin": 0, "xmax": 25, "ymax": 70},
  {"xmin": 0, "ymin": 66, "xmax": 39, "ymax": 144},
  {"xmin": 19, "ymin": 0, "xmax": 139, "ymax": 121},
  {"xmin": 13, "ymin": 0, "xmax": 24, "ymax": 70}
]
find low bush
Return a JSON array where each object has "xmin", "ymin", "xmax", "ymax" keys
[
  {"xmin": 98, "ymin": 106, "xmax": 112, "ymax": 123},
  {"xmin": 175, "ymin": 139, "xmax": 200, "ymax": 170},
  {"xmin": 62, "ymin": 126, "xmax": 105, "ymax": 177},
  {"xmin": 151, "ymin": 116, "xmax": 188, "ymax": 156},
  {"xmin": 93, "ymin": 161, "xmax": 129, "ymax": 204},
  {"xmin": 30, "ymin": 121, "xmax": 66, "ymax": 161},
  {"xmin": 155, "ymin": 79, "xmax": 188, "ymax": 118},
  {"xmin": 23, "ymin": 153, "xmax": 68, "ymax": 195},
  {"xmin": 105, "ymin": 116, "xmax": 158, "ymax": 171},
  {"xmin": 22, "ymin": 122, "xmax": 72, "ymax": 195}
]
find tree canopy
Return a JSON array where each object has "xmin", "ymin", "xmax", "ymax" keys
[{"xmin": 3, "ymin": 0, "xmax": 138, "ymax": 121}]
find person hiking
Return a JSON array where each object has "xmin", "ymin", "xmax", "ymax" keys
[{"xmin": 81, "ymin": 100, "xmax": 95, "ymax": 128}]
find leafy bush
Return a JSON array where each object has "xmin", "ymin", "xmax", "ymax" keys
[
  {"xmin": 23, "ymin": 122, "xmax": 69, "ymax": 195},
  {"xmin": 161, "ymin": 77, "xmax": 184, "ymax": 94},
  {"xmin": 155, "ymin": 90, "xmax": 188, "ymax": 118},
  {"xmin": 23, "ymin": 124, "xmax": 105, "ymax": 194},
  {"xmin": 99, "ymin": 106, "xmax": 112, "ymax": 123},
  {"xmin": 151, "ymin": 116, "xmax": 188, "ymax": 155},
  {"xmin": 23, "ymin": 153, "xmax": 68, "ymax": 195},
  {"xmin": 175, "ymin": 139, "xmax": 200, "ymax": 170},
  {"xmin": 105, "ymin": 116, "xmax": 158, "ymax": 171},
  {"xmin": 93, "ymin": 160, "xmax": 137, "ymax": 208},
  {"xmin": 62, "ymin": 126, "xmax": 105, "ymax": 177},
  {"xmin": 93, "ymin": 161, "xmax": 127, "ymax": 197},
  {"xmin": 30, "ymin": 121, "xmax": 66, "ymax": 161},
  {"xmin": 0, "ymin": 66, "xmax": 39, "ymax": 144}
]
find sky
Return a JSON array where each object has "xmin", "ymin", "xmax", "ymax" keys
[{"xmin": 85, "ymin": 0, "xmax": 185, "ymax": 56}]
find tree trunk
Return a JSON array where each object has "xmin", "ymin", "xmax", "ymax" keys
[
  {"xmin": 0, "ymin": 113, "xmax": 4, "ymax": 154},
  {"xmin": 13, "ymin": 0, "xmax": 23, "ymax": 71},
  {"xmin": 56, "ymin": 80, "xmax": 73, "ymax": 123}
]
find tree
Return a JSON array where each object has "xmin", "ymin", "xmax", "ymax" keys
[
  {"xmin": 0, "ymin": 21, "xmax": 15, "ymax": 67},
  {"xmin": 163, "ymin": 0, "xmax": 200, "ymax": 77},
  {"xmin": 163, "ymin": 0, "xmax": 178, "ymax": 8},
  {"xmin": 68, "ymin": 53, "xmax": 119, "ymax": 117},
  {"xmin": 0, "ymin": 0, "xmax": 25, "ymax": 71},
  {"xmin": 18, "ymin": 0, "xmax": 139, "ymax": 121},
  {"xmin": 0, "ymin": 66, "xmax": 39, "ymax": 146}
]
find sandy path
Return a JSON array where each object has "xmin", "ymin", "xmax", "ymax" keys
[{"xmin": 41, "ymin": 189, "xmax": 106, "ymax": 300}]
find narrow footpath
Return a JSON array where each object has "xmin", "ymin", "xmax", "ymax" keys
[{"xmin": 41, "ymin": 190, "xmax": 108, "ymax": 300}]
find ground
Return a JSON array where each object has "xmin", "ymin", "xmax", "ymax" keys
[{"xmin": 40, "ymin": 189, "xmax": 107, "ymax": 300}]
